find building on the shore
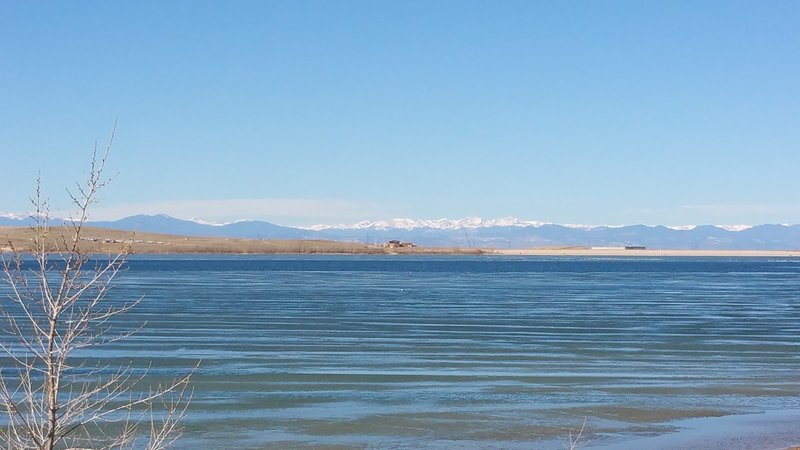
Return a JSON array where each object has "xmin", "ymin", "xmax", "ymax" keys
[
  {"xmin": 591, "ymin": 245, "xmax": 647, "ymax": 250},
  {"xmin": 384, "ymin": 240, "xmax": 416, "ymax": 249}
]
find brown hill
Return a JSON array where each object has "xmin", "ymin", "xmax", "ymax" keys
[{"xmin": 0, "ymin": 226, "xmax": 484, "ymax": 255}]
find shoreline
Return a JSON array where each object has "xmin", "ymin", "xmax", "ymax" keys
[
  {"xmin": 489, "ymin": 248, "xmax": 800, "ymax": 257},
  {"xmin": 586, "ymin": 408, "xmax": 800, "ymax": 450},
  {"xmin": 3, "ymin": 226, "xmax": 799, "ymax": 257}
]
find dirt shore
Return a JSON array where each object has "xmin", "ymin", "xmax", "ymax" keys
[
  {"xmin": 2, "ymin": 227, "xmax": 797, "ymax": 257},
  {"xmin": 0, "ymin": 226, "xmax": 484, "ymax": 255},
  {"xmin": 490, "ymin": 247, "xmax": 800, "ymax": 257}
]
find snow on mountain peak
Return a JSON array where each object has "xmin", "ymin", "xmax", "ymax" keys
[
  {"xmin": 666, "ymin": 225, "xmax": 697, "ymax": 231},
  {"xmin": 716, "ymin": 224, "xmax": 753, "ymax": 232},
  {"xmin": 563, "ymin": 223, "xmax": 604, "ymax": 230},
  {"xmin": 303, "ymin": 217, "xmax": 764, "ymax": 232},
  {"xmin": 306, "ymin": 217, "xmax": 550, "ymax": 231}
]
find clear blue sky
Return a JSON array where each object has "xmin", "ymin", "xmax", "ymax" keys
[{"xmin": 1, "ymin": 1, "xmax": 798, "ymax": 226}]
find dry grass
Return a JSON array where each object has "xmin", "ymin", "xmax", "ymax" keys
[{"xmin": 0, "ymin": 226, "xmax": 485, "ymax": 255}]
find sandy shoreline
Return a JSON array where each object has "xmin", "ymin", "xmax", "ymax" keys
[
  {"xmin": 489, "ymin": 248, "xmax": 800, "ymax": 257},
  {"xmin": 3, "ymin": 226, "xmax": 799, "ymax": 257},
  {"xmin": 586, "ymin": 408, "xmax": 800, "ymax": 450}
]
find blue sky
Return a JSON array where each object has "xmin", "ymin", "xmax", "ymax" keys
[{"xmin": 1, "ymin": 1, "xmax": 798, "ymax": 226}]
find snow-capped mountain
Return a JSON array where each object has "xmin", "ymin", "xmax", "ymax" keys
[
  {"xmin": 0, "ymin": 214, "xmax": 795, "ymax": 250},
  {"xmin": 308, "ymin": 219, "xmax": 789, "ymax": 250},
  {"xmin": 306, "ymin": 217, "xmax": 549, "ymax": 231},
  {"xmin": 714, "ymin": 224, "xmax": 754, "ymax": 232},
  {"xmin": 307, "ymin": 217, "xmax": 756, "ymax": 233}
]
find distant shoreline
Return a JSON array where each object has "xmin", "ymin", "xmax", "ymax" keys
[
  {"xmin": 489, "ymin": 247, "xmax": 800, "ymax": 257},
  {"xmin": 2, "ymin": 226, "xmax": 799, "ymax": 257}
]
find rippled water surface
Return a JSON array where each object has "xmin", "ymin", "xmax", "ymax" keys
[{"xmin": 30, "ymin": 256, "xmax": 800, "ymax": 448}]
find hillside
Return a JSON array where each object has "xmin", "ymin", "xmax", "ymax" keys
[
  {"xmin": 4, "ymin": 214, "xmax": 800, "ymax": 250},
  {"xmin": 0, "ymin": 226, "xmax": 484, "ymax": 255}
]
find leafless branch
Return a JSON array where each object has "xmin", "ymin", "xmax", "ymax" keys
[{"xmin": 0, "ymin": 128, "xmax": 194, "ymax": 449}]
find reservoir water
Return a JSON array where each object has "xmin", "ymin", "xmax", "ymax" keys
[{"xmin": 9, "ymin": 255, "xmax": 800, "ymax": 448}]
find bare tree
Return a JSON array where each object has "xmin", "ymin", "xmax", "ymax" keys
[{"xmin": 0, "ymin": 129, "xmax": 193, "ymax": 449}]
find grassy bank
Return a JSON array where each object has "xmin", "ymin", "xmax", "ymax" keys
[{"xmin": 0, "ymin": 226, "xmax": 485, "ymax": 255}]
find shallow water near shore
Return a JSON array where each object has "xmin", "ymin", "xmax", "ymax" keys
[{"xmin": 12, "ymin": 255, "xmax": 800, "ymax": 448}]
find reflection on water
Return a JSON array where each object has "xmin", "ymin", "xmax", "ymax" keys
[{"xmin": 9, "ymin": 256, "xmax": 800, "ymax": 448}]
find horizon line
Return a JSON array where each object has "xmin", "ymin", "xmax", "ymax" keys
[{"xmin": 2, "ymin": 211, "xmax": 793, "ymax": 231}]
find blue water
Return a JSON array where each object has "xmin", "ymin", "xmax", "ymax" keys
[{"xmin": 7, "ymin": 255, "xmax": 800, "ymax": 448}]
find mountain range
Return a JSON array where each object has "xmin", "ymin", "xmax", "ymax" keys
[{"xmin": 2, "ymin": 214, "xmax": 800, "ymax": 250}]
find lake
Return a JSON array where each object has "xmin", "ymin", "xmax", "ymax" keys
[{"xmin": 13, "ymin": 255, "xmax": 800, "ymax": 448}]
